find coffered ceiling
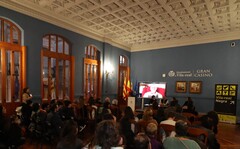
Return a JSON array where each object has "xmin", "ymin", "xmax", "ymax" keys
[{"xmin": 1, "ymin": 0, "xmax": 240, "ymax": 51}]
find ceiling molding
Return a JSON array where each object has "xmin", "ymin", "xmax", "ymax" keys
[
  {"xmin": 131, "ymin": 31, "xmax": 240, "ymax": 52},
  {"xmin": 1, "ymin": 0, "xmax": 240, "ymax": 52}
]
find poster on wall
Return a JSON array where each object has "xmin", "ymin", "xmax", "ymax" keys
[{"xmin": 214, "ymin": 84, "xmax": 238, "ymax": 124}]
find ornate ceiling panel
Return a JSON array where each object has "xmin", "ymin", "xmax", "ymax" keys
[{"xmin": 1, "ymin": 0, "xmax": 240, "ymax": 51}]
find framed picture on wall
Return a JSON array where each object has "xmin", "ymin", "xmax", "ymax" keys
[
  {"xmin": 189, "ymin": 81, "xmax": 202, "ymax": 94},
  {"xmin": 176, "ymin": 81, "xmax": 187, "ymax": 93}
]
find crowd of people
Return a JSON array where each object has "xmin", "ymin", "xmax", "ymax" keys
[{"xmin": 0, "ymin": 91, "xmax": 220, "ymax": 149}]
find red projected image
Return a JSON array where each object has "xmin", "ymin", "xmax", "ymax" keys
[{"xmin": 139, "ymin": 82, "xmax": 166, "ymax": 99}]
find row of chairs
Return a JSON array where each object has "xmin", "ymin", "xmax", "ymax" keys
[{"xmin": 160, "ymin": 123, "xmax": 208, "ymax": 144}]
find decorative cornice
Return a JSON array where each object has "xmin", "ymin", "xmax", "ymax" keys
[
  {"xmin": 1, "ymin": 0, "xmax": 239, "ymax": 52},
  {"xmin": 130, "ymin": 31, "xmax": 240, "ymax": 52}
]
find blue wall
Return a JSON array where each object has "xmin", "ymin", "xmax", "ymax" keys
[
  {"xmin": 2, "ymin": 6, "xmax": 240, "ymax": 117},
  {"xmin": 0, "ymin": 6, "xmax": 130, "ymax": 101},
  {"xmin": 131, "ymin": 41, "xmax": 240, "ymax": 115}
]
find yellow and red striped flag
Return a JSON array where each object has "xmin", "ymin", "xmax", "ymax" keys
[{"xmin": 123, "ymin": 77, "xmax": 132, "ymax": 100}]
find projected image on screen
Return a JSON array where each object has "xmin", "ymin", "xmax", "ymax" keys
[{"xmin": 139, "ymin": 82, "xmax": 166, "ymax": 99}]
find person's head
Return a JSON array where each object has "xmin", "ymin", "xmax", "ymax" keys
[
  {"xmin": 60, "ymin": 119, "xmax": 78, "ymax": 142},
  {"xmin": 64, "ymin": 100, "xmax": 71, "ymax": 108},
  {"xmin": 105, "ymin": 97, "xmax": 110, "ymax": 103},
  {"xmin": 175, "ymin": 120, "xmax": 188, "ymax": 137},
  {"xmin": 88, "ymin": 96, "xmax": 95, "ymax": 105},
  {"xmin": 149, "ymin": 85, "xmax": 157, "ymax": 93},
  {"xmin": 96, "ymin": 97, "xmax": 102, "ymax": 103},
  {"xmin": 41, "ymin": 102, "xmax": 49, "ymax": 111},
  {"xmin": 170, "ymin": 97, "xmax": 178, "ymax": 107},
  {"xmin": 23, "ymin": 87, "xmax": 30, "ymax": 93},
  {"xmin": 0, "ymin": 104, "xmax": 6, "ymax": 115},
  {"xmin": 123, "ymin": 106, "xmax": 134, "ymax": 119},
  {"xmin": 151, "ymin": 95, "xmax": 156, "ymax": 99},
  {"xmin": 152, "ymin": 100, "xmax": 158, "ymax": 109},
  {"xmin": 133, "ymin": 133, "xmax": 151, "ymax": 149},
  {"xmin": 93, "ymin": 120, "xmax": 121, "ymax": 149},
  {"xmin": 49, "ymin": 103, "xmax": 58, "ymax": 113},
  {"xmin": 167, "ymin": 111, "xmax": 175, "ymax": 119},
  {"xmin": 143, "ymin": 108, "xmax": 153, "ymax": 120},
  {"xmin": 26, "ymin": 99, "xmax": 33, "ymax": 106},
  {"xmin": 200, "ymin": 115, "xmax": 213, "ymax": 130},
  {"xmin": 102, "ymin": 113, "xmax": 115, "ymax": 121},
  {"xmin": 146, "ymin": 122, "xmax": 158, "ymax": 137},
  {"xmin": 112, "ymin": 99, "xmax": 118, "ymax": 106},
  {"xmin": 32, "ymin": 103, "xmax": 40, "ymax": 112},
  {"xmin": 103, "ymin": 101, "xmax": 110, "ymax": 109}
]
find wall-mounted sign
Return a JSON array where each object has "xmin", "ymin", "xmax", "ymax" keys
[
  {"xmin": 168, "ymin": 69, "xmax": 213, "ymax": 78},
  {"xmin": 214, "ymin": 84, "xmax": 238, "ymax": 124}
]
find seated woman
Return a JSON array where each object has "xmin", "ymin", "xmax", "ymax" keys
[
  {"xmin": 163, "ymin": 120, "xmax": 201, "ymax": 149},
  {"xmin": 182, "ymin": 97, "xmax": 198, "ymax": 115},
  {"xmin": 133, "ymin": 133, "xmax": 151, "ymax": 149},
  {"xmin": 89, "ymin": 120, "xmax": 123, "ymax": 149},
  {"xmin": 160, "ymin": 97, "xmax": 169, "ymax": 107},
  {"xmin": 57, "ymin": 120, "xmax": 83, "ymax": 149},
  {"xmin": 137, "ymin": 108, "xmax": 158, "ymax": 133},
  {"xmin": 119, "ymin": 106, "xmax": 138, "ymax": 148},
  {"xmin": 146, "ymin": 123, "xmax": 163, "ymax": 149}
]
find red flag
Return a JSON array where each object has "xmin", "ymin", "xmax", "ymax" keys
[{"xmin": 123, "ymin": 78, "xmax": 132, "ymax": 100}]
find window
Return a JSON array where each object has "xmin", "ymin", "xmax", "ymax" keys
[
  {"xmin": 118, "ymin": 55, "xmax": 130, "ymax": 104},
  {"xmin": 84, "ymin": 45, "xmax": 101, "ymax": 101},
  {"xmin": 0, "ymin": 17, "xmax": 26, "ymax": 114},
  {"xmin": 41, "ymin": 34, "xmax": 73, "ymax": 101}
]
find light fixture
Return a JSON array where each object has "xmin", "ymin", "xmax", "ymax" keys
[{"xmin": 105, "ymin": 63, "xmax": 114, "ymax": 79}]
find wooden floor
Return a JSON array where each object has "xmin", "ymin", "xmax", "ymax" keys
[
  {"xmin": 20, "ymin": 122, "xmax": 240, "ymax": 149},
  {"xmin": 217, "ymin": 123, "xmax": 240, "ymax": 149}
]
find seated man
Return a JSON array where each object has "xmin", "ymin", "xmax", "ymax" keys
[
  {"xmin": 163, "ymin": 120, "xmax": 201, "ymax": 149},
  {"xmin": 146, "ymin": 123, "xmax": 163, "ymax": 149}
]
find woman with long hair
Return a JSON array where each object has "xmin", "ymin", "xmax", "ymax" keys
[{"xmin": 57, "ymin": 120, "xmax": 83, "ymax": 149}]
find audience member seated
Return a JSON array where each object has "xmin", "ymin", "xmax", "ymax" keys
[
  {"xmin": 6, "ymin": 115, "xmax": 25, "ymax": 148},
  {"xmin": 95, "ymin": 97, "xmax": 102, "ymax": 107},
  {"xmin": 149, "ymin": 95, "xmax": 157, "ymax": 105},
  {"xmin": 28, "ymin": 103, "xmax": 47, "ymax": 138},
  {"xmin": 110, "ymin": 99, "xmax": 121, "ymax": 121},
  {"xmin": 89, "ymin": 120, "xmax": 123, "ymax": 149},
  {"xmin": 46, "ymin": 103, "xmax": 63, "ymax": 137},
  {"xmin": 160, "ymin": 111, "xmax": 176, "ymax": 140},
  {"xmin": 160, "ymin": 111, "xmax": 176, "ymax": 126},
  {"xmin": 146, "ymin": 123, "xmax": 163, "ymax": 149},
  {"xmin": 21, "ymin": 99, "xmax": 33, "ymax": 129},
  {"xmin": 0, "ymin": 104, "xmax": 10, "ymax": 147},
  {"xmin": 119, "ymin": 106, "xmax": 138, "ymax": 149},
  {"xmin": 163, "ymin": 120, "xmax": 201, "ymax": 149},
  {"xmin": 86, "ymin": 96, "xmax": 97, "ymax": 120},
  {"xmin": 59, "ymin": 100, "xmax": 75, "ymax": 121},
  {"xmin": 133, "ymin": 133, "xmax": 151, "ymax": 149},
  {"xmin": 153, "ymin": 107, "xmax": 165, "ymax": 124},
  {"xmin": 207, "ymin": 111, "xmax": 219, "ymax": 134},
  {"xmin": 193, "ymin": 115, "xmax": 220, "ymax": 149},
  {"xmin": 151, "ymin": 100, "xmax": 159, "ymax": 117},
  {"xmin": 182, "ymin": 97, "xmax": 198, "ymax": 115},
  {"xmin": 137, "ymin": 108, "xmax": 158, "ymax": 133},
  {"xmin": 169, "ymin": 97, "xmax": 180, "ymax": 107},
  {"xmin": 160, "ymin": 97, "xmax": 169, "ymax": 107},
  {"xmin": 99, "ymin": 101, "xmax": 113, "ymax": 121},
  {"xmin": 57, "ymin": 119, "xmax": 83, "ymax": 149},
  {"xmin": 102, "ymin": 113, "xmax": 116, "ymax": 121}
]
